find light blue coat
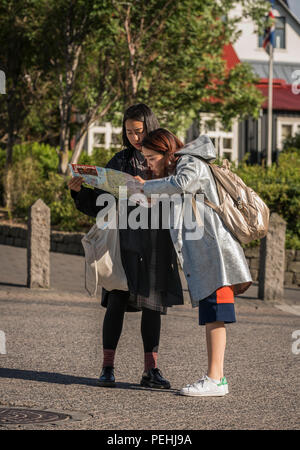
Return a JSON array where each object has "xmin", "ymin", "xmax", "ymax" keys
[{"xmin": 142, "ymin": 134, "xmax": 252, "ymax": 305}]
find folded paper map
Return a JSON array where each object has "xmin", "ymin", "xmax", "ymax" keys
[{"xmin": 69, "ymin": 163, "xmax": 149, "ymax": 207}]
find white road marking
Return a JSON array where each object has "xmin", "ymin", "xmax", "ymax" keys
[
  {"xmin": 274, "ymin": 304, "xmax": 300, "ymax": 316},
  {"xmin": 0, "ymin": 330, "xmax": 6, "ymax": 354}
]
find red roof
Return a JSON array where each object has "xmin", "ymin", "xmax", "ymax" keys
[
  {"xmin": 202, "ymin": 43, "xmax": 241, "ymax": 103},
  {"xmin": 208, "ymin": 45, "xmax": 300, "ymax": 112},
  {"xmin": 256, "ymin": 78, "xmax": 300, "ymax": 111},
  {"xmin": 221, "ymin": 43, "xmax": 241, "ymax": 71}
]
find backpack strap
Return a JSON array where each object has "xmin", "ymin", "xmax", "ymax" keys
[
  {"xmin": 191, "ymin": 195, "xmax": 219, "ymax": 225},
  {"xmin": 203, "ymin": 196, "xmax": 219, "ymax": 212},
  {"xmin": 191, "ymin": 195, "xmax": 223, "ymax": 245},
  {"xmin": 196, "ymin": 156, "xmax": 229, "ymax": 211}
]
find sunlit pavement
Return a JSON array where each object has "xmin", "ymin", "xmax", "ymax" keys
[{"xmin": 0, "ymin": 244, "xmax": 299, "ymax": 430}]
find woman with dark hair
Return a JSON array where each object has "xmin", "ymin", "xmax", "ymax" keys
[
  {"xmin": 68, "ymin": 105, "xmax": 184, "ymax": 389},
  {"xmin": 121, "ymin": 103, "xmax": 161, "ymax": 151},
  {"xmin": 134, "ymin": 128, "xmax": 252, "ymax": 397}
]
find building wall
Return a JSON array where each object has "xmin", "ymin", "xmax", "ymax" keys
[
  {"xmin": 238, "ymin": 109, "xmax": 300, "ymax": 163},
  {"xmin": 227, "ymin": 2, "xmax": 300, "ymax": 163},
  {"xmin": 230, "ymin": 2, "xmax": 300, "ymax": 64}
]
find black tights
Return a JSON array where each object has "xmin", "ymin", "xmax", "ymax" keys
[{"xmin": 102, "ymin": 290, "xmax": 161, "ymax": 353}]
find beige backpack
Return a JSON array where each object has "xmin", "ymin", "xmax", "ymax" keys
[{"xmin": 197, "ymin": 159, "xmax": 270, "ymax": 244}]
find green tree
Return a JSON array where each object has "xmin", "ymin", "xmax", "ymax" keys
[
  {"xmin": 0, "ymin": 0, "xmax": 271, "ymax": 177},
  {"xmin": 38, "ymin": 0, "xmax": 114, "ymax": 174},
  {"xmin": 69, "ymin": 28, "xmax": 122, "ymax": 165},
  {"xmin": 70, "ymin": 0, "xmax": 270, "ymax": 163},
  {"xmin": 106, "ymin": 0, "xmax": 269, "ymax": 125},
  {"xmin": 0, "ymin": 0, "xmax": 41, "ymax": 211}
]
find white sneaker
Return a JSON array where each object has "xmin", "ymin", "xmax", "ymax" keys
[{"xmin": 180, "ymin": 375, "xmax": 229, "ymax": 397}]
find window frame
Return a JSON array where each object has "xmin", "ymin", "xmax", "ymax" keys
[{"xmin": 277, "ymin": 117, "xmax": 300, "ymax": 149}]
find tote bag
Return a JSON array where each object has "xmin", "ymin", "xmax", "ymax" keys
[{"xmin": 81, "ymin": 207, "xmax": 128, "ymax": 296}]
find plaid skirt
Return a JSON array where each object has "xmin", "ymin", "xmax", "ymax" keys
[{"xmin": 128, "ymin": 229, "xmax": 168, "ymax": 315}]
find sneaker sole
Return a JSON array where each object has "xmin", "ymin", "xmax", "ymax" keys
[{"xmin": 180, "ymin": 390, "xmax": 227, "ymax": 397}]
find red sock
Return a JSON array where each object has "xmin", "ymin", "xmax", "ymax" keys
[
  {"xmin": 103, "ymin": 349, "xmax": 115, "ymax": 368},
  {"xmin": 144, "ymin": 352, "xmax": 158, "ymax": 371}
]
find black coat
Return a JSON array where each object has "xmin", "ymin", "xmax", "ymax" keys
[{"xmin": 70, "ymin": 146, "xmax": 183, "ymax": 310}]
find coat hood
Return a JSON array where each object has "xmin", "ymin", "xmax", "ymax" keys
[{"xmin": 175, "ymin": 134, "xmax": 216, "ymax": 161}]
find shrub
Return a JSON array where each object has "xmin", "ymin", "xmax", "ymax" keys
[
  {"xmin": 0, "ymin": 144, "xmax": 120, "ymax": 231},
  {"xmin": 78, "ymin": 147, "xmax": 119, "ymax": 167},
  {"xmin": 234, "ymin": 150, "xmax": 300, "ymax": 249},
  {"xmin": 1, "ymin": 142, "xmax": 299, "ymax": 248},
  {"xmin": 12, "ymin": 142, "xmax": 59, "ymax": 176},
  {"xmin": 40, "ymin": 172, "xmax": 95, "ymax": 231},
  {"xmin": 282, "ymin": 132, "xmax": 300, "ymax": 153}
]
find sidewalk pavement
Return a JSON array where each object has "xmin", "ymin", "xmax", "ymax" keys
[{"xmin": 0, "ymin": 244, "xmax": 299, "ymax": 430}]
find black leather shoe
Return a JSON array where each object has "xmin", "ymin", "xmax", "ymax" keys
[
  {"xmin": 98, "ymin": 366, "xmax": 116, "ymax": 387},
  {"xmin": 140, "ymin": 368, "xmax": 171, "ymax": 389}
]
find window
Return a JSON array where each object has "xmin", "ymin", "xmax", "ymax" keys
[
  {"xmin": 281, "ymin": 124, "xmax": 292, "ymax": 141},
  {"xmin": 277, "ymin": 118, "xmax": 300, "ymax": 149},
  {"xmin": 223, "ymin": 152, "xmax": 232, "ymax": 161},
  {"xmin": 204, "ymin": 119, "xmax": 216, "ymax": 132},
  {"xmin": 111, "ymin": 133, "xmax": 122, "ymax": 146},
  {"xmin": 275, "ymin": 17, "xmax": 286, "ymax": 49},
  {"xmin": 198, "ymin": 113, "xmax": 238, "ymax": 162},
  {"xmin": 223, "ymin": 138, "xmax": 232, "ymax": 149},
  {"xmin": 220, "ymin": 123, "xmax": 232, "ymax": 133},
  {"xmin": 258, "ymin": 16, "xmax": 286, "ymax": 49},
  {"xmin": 93, "ymin": 133, "xmax": 105, "ymax": 147}
]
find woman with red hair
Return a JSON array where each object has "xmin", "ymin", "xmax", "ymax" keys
[{"xmin": 134, "ymin": 128, "xmax": 252, "ymax": 397}]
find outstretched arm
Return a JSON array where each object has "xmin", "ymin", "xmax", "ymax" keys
[{"xmin": 135, "ymin": 155, "xmax": 204, "ymax": 196}]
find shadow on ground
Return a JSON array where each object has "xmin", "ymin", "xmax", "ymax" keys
[{"xmin": 0, "ymin": 368, "xmax": 179, "ymax": 394}]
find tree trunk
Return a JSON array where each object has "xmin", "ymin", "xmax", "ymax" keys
[
  {"xmin": 58, "ymin": 144, "xmax": 70, "ymax": 174},
  {"xmin": 3, "ymin": 166, "xmax": 13, "ymax": 216},
  {"xmin": 57, "ymin": 43, "xmax": 82, "ymax": 174},
  {"xmin": 70, "ymin": 129, "xmax": 87, "ymax": 165},
  {"xmin": 70, "ymin": 95, "xmax": 119, "ymax": 166},
  {"xmin": 4, "ymin": 114, "xmax": 15, "ymax": 214},
  {"xmin": 58, "ymin": 97, "xmax": 70, "ymax": 174}
]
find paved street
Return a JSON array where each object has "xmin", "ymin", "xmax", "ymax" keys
[{"xmin": 0, "ymin": 244, "xmax": 299, "ymax": 430}]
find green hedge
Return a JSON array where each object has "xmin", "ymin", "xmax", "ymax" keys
[
  {"xmin": 0, "ymin": 142, "xmax": 299, "ymax": 248},
  {"xmin": 0, "ymin": 144, "xmax": 119, "ymax": 231},
  {"xmin": 234, "ymin": 149, "xmax": 300, "ymax": 249}
]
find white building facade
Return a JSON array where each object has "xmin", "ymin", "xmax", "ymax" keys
[{"xmin": 230, "ymin": 0, "xmax": 300, "ymax": 162}]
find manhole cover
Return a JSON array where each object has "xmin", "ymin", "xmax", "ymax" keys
[{"xmin": 0, "ymin": 408, "xmax": 71, "ymax": 425}]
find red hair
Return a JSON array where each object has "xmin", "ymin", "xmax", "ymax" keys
[{"xmin": 141, "ymin": 128, "xmax": 183, "ymax": 177}]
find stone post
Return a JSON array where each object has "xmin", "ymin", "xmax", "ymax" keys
[
  {"xmin": 258, "ymin": 213, "xmax": 286, "ymax": 301},
  {"xmin": 27, "ymin": 199, "xmax": 50, "ymax": 288}
]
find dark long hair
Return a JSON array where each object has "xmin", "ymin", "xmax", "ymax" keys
[
  {"xmin": 122, "ymin": 103, "xmax": 160, "ymax": 149},
  {"xmin": 141, "ymin": 128, "xmax": 184, "ymax": 177}
]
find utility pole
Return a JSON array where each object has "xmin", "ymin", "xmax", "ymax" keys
[
  {"xmin": 267, "ymin": 44, "xmax": 273, "ymax": 167},
  {"xmin": 263, "ymin": 0, "xmax": 275, "ymax": 167}
]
